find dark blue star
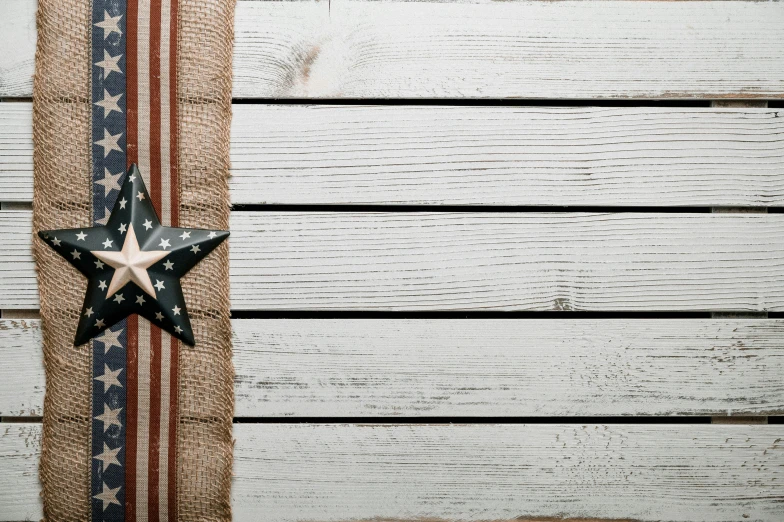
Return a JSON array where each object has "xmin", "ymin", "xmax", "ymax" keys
[{"xmin": 38, "ymin": 164, "xmax": 229, "ymax": 346}]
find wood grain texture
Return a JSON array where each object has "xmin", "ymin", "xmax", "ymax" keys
[
  {"xmin": 229, "ymin": 211, "xmax": 784, "ymax": 311},
  {"xmin": 0, "ymin": 0, "xmax": 36, "ymax": 98},
  {"xmin": 0, "ymin": 320, "xmax": 42, "ymax": 417},
  {"xmin": 0, "ymin": 104, "xmax": 32, "ymax": 202},
  {"xmin": 3, "ymin": 423, "xmax": 784, "ymax": 521},
  {"xmin": 4, "ymin": 318, "xmax": 784, "ymax": 417},
  {"xmin": 4, "ymin": 210, "xmax": 784, "ymax": 310},
  {"xmin": 5, "ymin": 103, "xmax": 784, "ymax": 206},
  {"xmin": 0, "ymin": 423, "xmax": 40, "ymax": 522},
  {"xmin": 3, "ymin": 1, "xmax": 784, "ymax": 99}
]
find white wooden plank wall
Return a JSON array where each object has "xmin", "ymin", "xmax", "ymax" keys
[
  {"xmin": 3, "ymin": 318, "xmax": 784, "ymax": 418},
  {"xmin": 3, "ymin": 210, "xmax": 784, "ymax": 310},
  {"xmin": 2, "ymin": 1, "xmax": 784, "ymax": 99},
  {"xmin": 1, "ymin": 0, "xmax": 783, "ymax": 520},
  {"xmin": 3, "ymin": 103, "xmax": 784, "ymax": 205},
  {"xmin": 3, "ymin": 423, "xmax": 784, "ymax": 522}
]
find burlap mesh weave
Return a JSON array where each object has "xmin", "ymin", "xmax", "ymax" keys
[{"xmin": 33, "ymin": 0, "xmax": 236, "ymax": 519}]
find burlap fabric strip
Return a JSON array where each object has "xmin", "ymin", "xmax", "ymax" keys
[{"xmin": 33, "ymin": 0, "xmax": 235, "ymax": 519}]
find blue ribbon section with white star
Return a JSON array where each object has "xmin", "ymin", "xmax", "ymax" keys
[{"xmin": 91, "ymin": 0, "xmax": 127, "ymax": 518}]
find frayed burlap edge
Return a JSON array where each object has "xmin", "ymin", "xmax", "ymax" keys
[
  {"xmin": 33, "ymin": 1, "xmax": 93, "ymax": 519},
  {"xmin": 32, "ymin": 0, "xmax": 236, "ymax": 520},
  {"xmin": 175, "ymin": 1, "xmax": 235, "ymax": 520}
]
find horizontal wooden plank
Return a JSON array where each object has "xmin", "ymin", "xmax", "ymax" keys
[
  {"xmin": 3, "ymin": 318, "xmax": 784, "ymax": 417},
  {"xmin": 0, "ymin": 0, "xmax": 36, "ymax": 99},
  {"xmin": 3, "ymin": 210, "xmax": 784, "ymax": 310},
  {"xmin": 4, "ymin": 103, "xmax": 784, "ymax": 206},
  {"xmin": 0, "ymin": 104, "xmax": 31, "ymax": 203},
  {"xmin": 231, "ymin": 211, "xmax": 784, "ymax": 311},
  {"xmin": 3, "ymin": 1, "xmax": 784, "ymax": 99},
  {"xmin": 3, "ymin": 423, "xmax": 784, "ymax": 521},
  {"xmin": 0, "ymin": 424, "xmax": 40, "ymax": 521}
]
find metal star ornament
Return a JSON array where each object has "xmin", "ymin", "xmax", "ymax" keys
[{"xmin": 38, "ymin": 164, "xmax": 229, "ymax": 346}]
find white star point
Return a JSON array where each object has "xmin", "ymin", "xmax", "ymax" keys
[
  {"xmin": 96, "ymin": 327, "xmax": 122, "ymax": 353},
  {"xmin": 94, "ymin": 364, "xmax": 123, "ymax": 392},
  {"xmin": 94, "ymin": 10, "xmax": 122, "ymax": 39},
  {"xmin": 95, "ymin": 128, "xmax": 123, "ymax": 158},
  {"xmin": 94, "ymin": 49, "xmax": 123, "ymax": 78},
  {"xmin": 94, "ymin": 403, "xmax": 122, "ymax": 432},
  {"xmin": 93, "ymin": 443, "xmax": 122, "ymax": 471},
  {"xmin": 93, "ymin": 481, "xmax": 122, "ymax": 511},
  {"xmin": 94, "ymin": 88, "xmax": 123, "ymax": 118},
  {"xmin": 97, "ymin": 167, "xmax": 122, "ymax": 196}
]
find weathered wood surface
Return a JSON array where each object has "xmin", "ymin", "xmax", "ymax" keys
[
  {"xmin": 4, "ymin": 210, "xmax": 784, "ymax": 310},
  {"xmin": 3, "ymin": 0, "xmax": 784, "ymax": 99},
  {"xmin": 3, "ymin": 318, "xmax": 784, "ymax": 417},
  {"xmin": 4, "ymin": 103, "xmax": 784, "ymax": 206},
  {"xmin": 0, "ymin": 424, "xmax": 40, "ymax": 522},
  {"xmin": 229, "ymin": 212, "xmax": 784, "ymax": 311},
  {"xmin": 0, "ymin": 0, "xmax": 35, "ymax": 99},
  {"xmin": 3, "ymin": 423, "xmax": 784, "ymax": 521},
  {"xmin": 0, "ymin": 104, "xmax": 31, "ymax": 203}
]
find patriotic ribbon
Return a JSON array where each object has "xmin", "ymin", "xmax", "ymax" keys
[
  {"xmin": 34, "ymin": 0, "xmax": 234, "ymax": 518},
  {"xmin": 90, "ymin": 0, "xmax": 180, "ymax": 519}
]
